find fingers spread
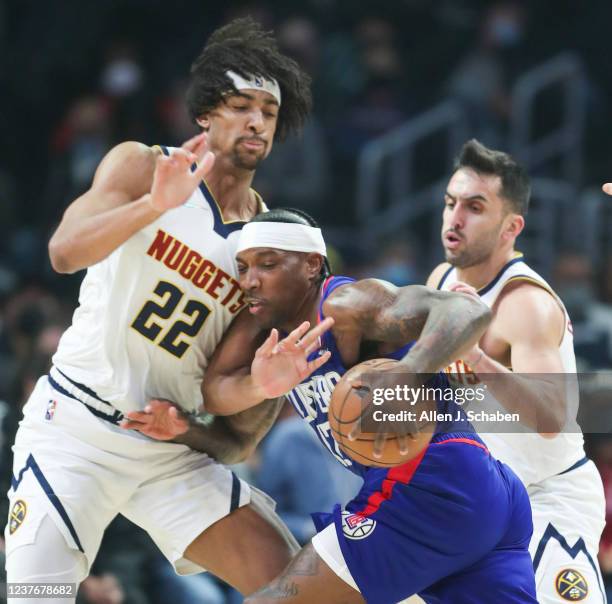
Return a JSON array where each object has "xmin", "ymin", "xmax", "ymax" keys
[
  {"xmin": 194, "ymin": 151, "xmax": 215, "ymax": 180},
  {"xmin": 286, "ymin": 321, "xmax": 311, "ymax": 346},
  {"xmin": 258, "ymin": 328, "xmax": 279, "ymax": 357},
  {"xmin": 307, "ymin": 350, "xmax": 331, "ymax": 374}
]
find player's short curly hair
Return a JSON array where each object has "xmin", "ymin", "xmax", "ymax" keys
[
  {"xmin": 186, "ymin": 18, "xmax": 312, "ymax": 142},
  {"xmin": 455, "ymin": 139, "xmax": 531, "ymax": 215},
  {"xmin": 250, "ymin": 207, "xmax": 331, "ymax": 282}
]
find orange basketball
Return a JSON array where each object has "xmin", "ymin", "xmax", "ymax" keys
[{"xmin": 328, "ymin": 358, "xmax": 435, "ymax": 468}]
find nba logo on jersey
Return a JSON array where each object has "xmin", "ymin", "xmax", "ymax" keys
[
  {"xmin": 45, "ymin": 399, "xmax": 57, "ymax": 421},
  {"xmin": 341, "ymin": 511, "xmax": 377, "ymax": 540}
]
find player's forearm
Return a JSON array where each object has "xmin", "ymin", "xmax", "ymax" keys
[
  {"xmin": 174, "ymin": 399, "xmax": 284, "ymax": 463},
  {"xmin": 401, "ymin": 294, "xmax": 491, "ymax": 373},
  {"xmin": 469, "ymin": 353, "xmax": 566, "ymax": 435},
  {"xmin": 172, "ymin": 413, "xmax": 254, "ymax": 464},
  {"xmin": 202, "ymin": 371, "xmax": 267, "ymax": 416},
  {"xmin": 49, "ymin": 195, "xmax": 162, "ymax": 273}
]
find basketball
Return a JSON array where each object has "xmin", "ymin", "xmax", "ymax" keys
[{"xmin": 328, "ymin": 358, "xmax": 435, "ymax": 468}]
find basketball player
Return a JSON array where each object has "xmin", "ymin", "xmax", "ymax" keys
[
  {"xmin": 427, "ymin": 140, "xmax": 606, "ymax": 603},
  {"xmin": 131, "ymin": 208, "xmax": 538, "ymax": 603},
  {"xmin": 5, "ymin": 19, "xmax": 319, "ymax": 602}
]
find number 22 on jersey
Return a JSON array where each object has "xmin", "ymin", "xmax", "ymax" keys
[{"xmin": 131, "ymin": 280, "xmax": 211, "ymax": 358}]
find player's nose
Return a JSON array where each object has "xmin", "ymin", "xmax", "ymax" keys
[
  {"xmin": 448, "ymin": 204, "xmax": 465, "ymax": 229},
  {"xmin": 247, "ymin": 109, "xmax": 265, "ymax": 133},
  {"xmin": 240, "ymin": 268, "xmax": 261, "ymax": 291}
]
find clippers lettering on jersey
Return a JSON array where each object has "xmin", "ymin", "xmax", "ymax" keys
[
  {"xmin": 288, "ymin": 370, "xmax": 352, "ymax": 467},
  {"xmin": 147, "ymin": 229, "xmax": 245, "ymax": 313}
]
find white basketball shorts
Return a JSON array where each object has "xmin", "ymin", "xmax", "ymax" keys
[{"xmin": 5, "ymin": 375, "xmax": 252, "ymax": 577}]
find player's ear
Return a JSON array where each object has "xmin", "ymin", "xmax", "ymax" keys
[
  {"xmin": 305, "ymin": 253, "xmax": 324, "ymax": 281},
  {"xmin": 502, "ymin": 214, "xmax": 524, "ymax": 241},
  {"xmin": 196, "ymin": 114, "xmax": 210, "ymax": 131}
]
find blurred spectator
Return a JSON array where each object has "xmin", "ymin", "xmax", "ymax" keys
[
  {"xmin": 147, "ymin": 554, "xmax": 227, "ymax": 604},
  {"xmin": 334, "ymin": 17, "xmax": 409, "ymax": 155},
  {"xmin": 369, "ymin": 238, "xmax": 418, "ymax": 286},
  {"xmin": 447, "ymin": 1, "xmax": 528, "ymax": 146},
  {"xmin": 44, "ymin": 95, "xmax": 113, "ymax": 226},
  {"xmin": 100, "ymin": 42, "xmax": 144, "ymax": 100},
  {"xmin": 78, "ymin": 574, "xmax": 124, "ymax": 604},
  {"xmin": 252, "ymin": 117, "xmax": 331, "ymax": 216},
  {"xmin": 157, "ymin": 80, "xmax": 199, "ymax": 146},
  {"xmin": 553, "ymin": 252, "xmax": 612, "ymax": 368}
]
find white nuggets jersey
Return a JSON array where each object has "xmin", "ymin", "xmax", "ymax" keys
[
  {"xmin": 53, "ymin": 146, "xmax": 264, "ymax": 414},
  {"xmin": 438, "ymin": 254, "xmax": 586, "ymax": 486}
]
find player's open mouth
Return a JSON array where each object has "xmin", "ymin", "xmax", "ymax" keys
[
  {"xmin": 247, "ymin": 298, "xmax": 266, "ymax": 314},
  {"xmin": 444, "ymin": 232, "xmax": 463, "ymax": 249}
]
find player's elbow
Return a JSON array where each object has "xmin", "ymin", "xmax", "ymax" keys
[
  {"xmin": 537, "ymin": 401, "xmax": 567, "ymax": 437},
  {"xmin": 218, "ymin": 437, "xmax": 256, "ymax": 465},
  {"xmin": 228, "ymin": 442, "xmax": 256, "ymax": 464},
  {"xmin": 48, "ymin": 236, "xmax": 78, "ymax": 274},
  {"xmin": 201, "ymin": 378, "xmax": 244, "ymax": 416}
]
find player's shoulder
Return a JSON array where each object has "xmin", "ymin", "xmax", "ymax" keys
[
  {"xmin": 93, "ymin": 141, "xmax": 158, "ymax": 192},
  {"xmin": 322, "ymin": 278, "xmax": 409, "ymax": 328},
  {"xmin": 426, "ymin": 262, "xmax": 452, "ymax": 288},
  {"xmin": 495, "ymin": 279, "xmax": 564, "ymax": 335},
  {"xmin": 496, "ymin": 277, "xmax": 560, "ymax": 310},
  {"xmin": 104, "ymin": 140, "xmax": 158, "ymax": 160}
]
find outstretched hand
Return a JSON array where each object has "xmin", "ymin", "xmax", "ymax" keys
[
  {"xmin": 120, "ymin": 399, "xmax": 189, "ymax": 440},
  {"xmin": 251, "ymin": 317, "xmax": 335, "ymax": 399},
  {"xmin": 150, "ymin": 132, "xmax": 215, "ymax": 212}
]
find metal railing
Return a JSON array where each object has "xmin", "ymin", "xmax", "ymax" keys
[
  {"xmin": 355, "ymin": 100, "xmax": 467, "ymax": 240},
  {"xmin": 509, "ymin": 52, "xmax": 586, "ymax": 187},
  {"xmin": 352, "ymin": 52, "xmax": 588, "ymax": 277}
]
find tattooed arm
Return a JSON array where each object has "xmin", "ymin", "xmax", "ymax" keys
[
  {"xmin": 324, "ymin": 279, "xmax": 492, "ymax": 372},
  {"xmin": 179, "ymin": 399, "xmax": 284, "ymax": 464},
  {"xmin": 244, "ymin": 543, "xmax": 364, "ymax": 603}
]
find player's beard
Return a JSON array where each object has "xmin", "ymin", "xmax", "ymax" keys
[
  {"xmin": 231, "ymin": 140, "xmax": 267, "ymax": 170},
  {"xmin": 445, "ymin": 226, "xmax": 501, "ymax": 268}
]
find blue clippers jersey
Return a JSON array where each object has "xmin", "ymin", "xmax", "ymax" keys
[
  {"xmin": 288, "ymin": 277, "xmax": 536, "ymax": 603},
  {"xmin": 286, "ymin": 276, "xmax": 473, "ymax": 476}
]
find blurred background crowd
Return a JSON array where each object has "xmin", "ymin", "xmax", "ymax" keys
[{"xmin": 1, "ymin": 0, "xmax": 612, "ymax": 601}]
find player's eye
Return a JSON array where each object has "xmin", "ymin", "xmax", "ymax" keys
[
  {"xmin": 262, "ymin": 263, "xmax": 276, "ymax": 269},
  {"xmin": 237, "ymin": 264, "xmax": 247, "ymax": 274}
]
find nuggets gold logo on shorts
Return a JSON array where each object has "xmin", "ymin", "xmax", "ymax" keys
[
  {"xmin": 555, "ymin": 568, "xmax": 589, "ymax": 601},
  {"xmin": 9, "ymin": 499, "xmax": 27, "ymax": 535}
]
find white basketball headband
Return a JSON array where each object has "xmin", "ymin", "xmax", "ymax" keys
[
  {"xmin": 236, "ymin": 222, "xmax": 327, "ymax": 257},
  {"xmin": 226, "ymin": 70, "xmax": 282, "ymax": 106}
]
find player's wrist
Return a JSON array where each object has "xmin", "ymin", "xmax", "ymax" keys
[
  {"xmin": 249, "ymin": 375, "xmax": 271, "ymax": 403},
  {"xmin": 146, "ymin": 193, "xmax": 167, "ymax": 215},
  {"xmin": 466, "ymin": 347, "xmax": 485, "ymax": 371}
]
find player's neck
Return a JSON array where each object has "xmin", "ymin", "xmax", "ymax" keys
[
  {"xmin": 205, "ymin": 163, "xmax": 258, "ymax": 222},
  {"xmin": 455, "ymin": 249, "xmax": 519, "ymax": 291}
]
